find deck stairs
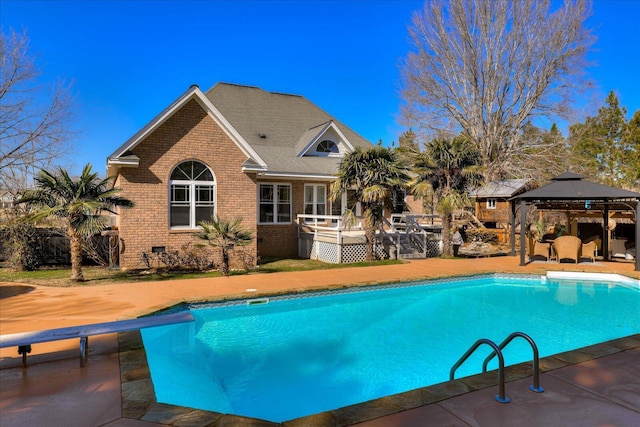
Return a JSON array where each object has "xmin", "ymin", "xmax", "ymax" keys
[
  {"xmin": 453, "ymin": 210, "xmax": 485, "ymax": 229},
  {"xmin": 379, "ymin": 214, "xmax": 442, "ymax": 259}
]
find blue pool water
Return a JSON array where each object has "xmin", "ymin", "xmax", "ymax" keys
[{"xmin": 141, "ymin": 274, "xmax": 640, "ymax": 422}]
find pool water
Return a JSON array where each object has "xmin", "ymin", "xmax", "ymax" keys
[{"xmin": 141, "ymin": 274, "xmax": 640, "ymax": 422}]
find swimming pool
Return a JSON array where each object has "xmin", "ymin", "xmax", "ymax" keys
[{"xmin": 141, "ymin": 273, "xmax": 640, "ymax": 423}]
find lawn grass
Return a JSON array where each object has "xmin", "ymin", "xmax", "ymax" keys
[
  {"xmin": 255, "ymin": 258, "xmax": 402, "ymax": 273},
  {"xmin": 0, "ymin": 258, "xmax": 403, "ymax": 287}
]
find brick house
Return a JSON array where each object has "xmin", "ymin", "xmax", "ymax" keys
[{"xmin": 107, "ymin": 83, "xmax": 374, "ymax": 269}]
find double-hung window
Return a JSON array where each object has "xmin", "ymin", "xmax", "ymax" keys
[
  {"xmin": 169, "ymin": 161, "xmax": 215, "ymax": 228},
  {"xmin": 304, "ymin": 184, "xmax": 326, "ymax": 222},
  {"xmin": 259, "ymin": 183, "xmax": 291, "ymax": 224}
]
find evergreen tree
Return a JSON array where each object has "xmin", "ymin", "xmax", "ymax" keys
[
  {"xmin": 569, "ymin": 91, "xmax": 632, "ymax": 186},
  {"xmin": 622, "ymin": 110, "xmax": 640, "ymax": 189}
]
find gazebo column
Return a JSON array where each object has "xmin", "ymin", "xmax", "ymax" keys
[
  {"xmin": 603, "ymin": 205, "xmax": 609, "ymax": 261},
  {"xmin": 636, "ymin": 200, "xmax": 639, "ymax": 271},
  {"xmin": 520, "ymin": 200, "xmax": 527, "ymax": 266},
  {"xmin": 510, "ymin": 200, "xmax": 516, "ymax": 256}
]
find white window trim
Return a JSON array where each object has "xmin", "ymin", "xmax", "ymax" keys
[
  {"xmin": 486, "ymin": 198, "xmax": 497, "ymax": 210},
  {"xmin": 314, "ymin": 140, "xmax": 340, "ymax": 156},
  {"xmin": 330, "ymin": 190, "xmax": 362, "ymax": 225},
  {"xmin": 304, "ymin": 184, "xmax": 327, "ymax": 222},
  {"xmin": 169, "ymin": 162, "xmax": 216, "ymax": 230},
  {"xmin": 258, "ymin": 182, "xmax": 293, "ymax": 225}
]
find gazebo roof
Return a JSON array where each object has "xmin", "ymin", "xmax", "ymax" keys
[
  {"xmin": 510, "ymin": 173, "xmax": 639, "ymax": 271},
  {"xmin": 511, "ymin": 172, "xmax": 640, "ymax": 210}
]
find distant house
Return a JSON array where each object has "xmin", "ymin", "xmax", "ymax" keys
[
  {"xmin": 469, "ymin": 179, "xmax": 532, "ymax": 229},
  {"xmin": 0, "ymin": 190, "xmax": 15, "ymax": 210},
  {"xmin": 107, "ymin": 83, "xmax": 375, "ymax": 269}
]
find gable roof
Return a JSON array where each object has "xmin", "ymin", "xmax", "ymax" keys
[
  {"xmin": 108, "ymin": 83, "xmax": 374, "ymax": 179},
  {"xmin": 470, "ymin": 179, "xmax": 531, "ymax": 198},
  {"xmin": 107, "ymin": 85, "xmax": 266, "ymax": 175},
  {"xmin": 294, "ymin": 121, "xmax": 355, "ymax": 157},
  {"xmin": 205, "ymin": 83, "xmax": 373, "ymax": 179}
]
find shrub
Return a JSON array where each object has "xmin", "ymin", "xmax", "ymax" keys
[
  {"xmin": 466, "ymin": 228, "xmax": 499, "ymax": 244},
  {"xmin": 141, "ymin": 243, "xmax": 212, "ymax": 272},
  {"xmin": 4, "ymin": 222, "xmax": 44, "ymax": 271}
]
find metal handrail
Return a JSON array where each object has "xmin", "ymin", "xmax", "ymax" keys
[
  {"xmin": 482, "ymin": 332, "xmax": 544, "ymax": 393},
  {"xmin": 450, "ymin": 338, "xmax": 510, "ymax": 403}
]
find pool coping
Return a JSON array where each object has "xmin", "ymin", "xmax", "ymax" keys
[{"xmin": 117, "ymin": 273, "xmax": 640, "ymax": 426}]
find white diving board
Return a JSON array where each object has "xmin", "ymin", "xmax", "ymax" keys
[{"xmin": 0, "ymin": 311, "xmax": 194, "ymax": 368}]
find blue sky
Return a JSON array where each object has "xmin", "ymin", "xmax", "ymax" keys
[{"xmin": 3, "ymin": 0, "xmax": 639, "ymax": 177}]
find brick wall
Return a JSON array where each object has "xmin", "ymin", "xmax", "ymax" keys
[
  {"xmin": 256, "ymin": 180, "xmax": 309, "ymax": 259},
  {"xmin": 116, "ymin": 99, "xmax": 258, "ymax": 270}
]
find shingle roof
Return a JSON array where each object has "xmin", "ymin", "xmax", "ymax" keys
[
  {"xmin": 470, "ymin": 179, "xmax": 531, "ymax": 198},
  {"xmin": 108, "ymin": 83, "xmax": 374, "ymax": 178},
  {"xmin": 205, "ymin": 83, "xmax": 373, "ymax": 177}
]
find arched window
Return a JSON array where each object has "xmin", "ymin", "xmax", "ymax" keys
[
  {"xmin": 316, "ymin": 139, "xmax": 339, "ymax": 154},
  {"xmin": 169, "ymin": 160, "xmax": 215, "ymax": 228}
]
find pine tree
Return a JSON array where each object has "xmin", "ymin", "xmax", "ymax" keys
[
  {"xmin": 569, "ymin": 91, "xmax": 630, "ymax": 186},
  {"xmin": 622, "ymin": 110, "xmax": 640, "ymax": 189}
]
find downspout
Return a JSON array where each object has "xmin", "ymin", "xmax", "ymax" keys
[{"xmin": 520, "ymin": 200, "xmax": 527, "ymax": 266}]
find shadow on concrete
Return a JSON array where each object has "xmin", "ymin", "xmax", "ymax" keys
[{"xmin": 0, "ymin": 285, "xmax": 36, "ymax": 299}]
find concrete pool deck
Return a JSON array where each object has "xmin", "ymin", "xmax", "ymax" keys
[{"xmin": 1, "ymin": 256, "xmax": 639, "ymax": 426}]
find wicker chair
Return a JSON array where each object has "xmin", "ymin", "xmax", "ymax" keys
[
  {"xmin": 581, "ymin": 239, "xmax": 599, "ymax": 262},
  {"xmin": 528, "ymin": 236, "xmax": 552, "ymax": 261},
  {"xmin": 553, "ymin": 236, "xmax": 582, "ymax": 263}
]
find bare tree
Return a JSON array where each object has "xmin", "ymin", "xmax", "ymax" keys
[
  {"xmin": 401, "ymin": 0, "xmax": 595, "ymax": 181},
  {"xmin": 0, "ymin": 28, "xmax": 74, "ymax": 191}
]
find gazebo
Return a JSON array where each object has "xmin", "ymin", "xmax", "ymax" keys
[{"xmin": 509, "ymin": 172, "xmax": 640, "ymax": 271}]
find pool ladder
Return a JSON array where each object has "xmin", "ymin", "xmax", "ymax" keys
[{"xmin": 449, "ymin": 332, "xmax": 544, "ymax": 403}]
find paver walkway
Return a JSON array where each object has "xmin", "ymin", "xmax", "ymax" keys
[{"xmin": 1, "ymin": 257, "xmax": 639, "ymax": 426}]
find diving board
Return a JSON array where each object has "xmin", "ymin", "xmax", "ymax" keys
[{"xmin": 0, "ymin": 311, "xmax": 194, "ymax": 368}]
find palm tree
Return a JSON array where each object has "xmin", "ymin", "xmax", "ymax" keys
[
  {"xmin": 410, "ymin": 137, "xmax": 482, "ymax": 256},
  {"xmin": 330, "ymin": 146, "xmax": 411, "ymax": 261},
  {"xmin": 17, "ymin": 164, "xmax": 134, "ymax": 281},
  {"xmin": 195, "ymin": 215, "xmax": 253, "ymax": 276}
]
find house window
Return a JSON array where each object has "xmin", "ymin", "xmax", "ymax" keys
[
  {"xmin": 259, "ymin": 183, "xmax": 291, "ymax": 224},
  {"xmin": 330, "ymin": 189, "xmax": 360, "ymax": 224},
  {"xmin": 486, "ymin": 198, "xmax": 497, "ymax": 209},
  {"xmin": 391, "ymin": 187, "xmax": 406, "ymax": 214},
  {"xmin": 316, "ymin": 140, "xmax": 338, "ymax": 154},
  {"xmin": 304, "ymin": 184, "xmax": 326, "ymax": 221},
  {"xmin": 169, "ymin": 160, "xmax": 215, "ymax": 228}
]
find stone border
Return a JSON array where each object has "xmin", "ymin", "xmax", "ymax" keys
[
  {"xmin": 117, "ymin": 273, "xmax": 640, "ymax": 426},
  {"xmin": 118, "ymin": 331, "xmax": 640, "ymax": 426}
]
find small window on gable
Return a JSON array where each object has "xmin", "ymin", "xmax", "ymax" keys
[
  {"xmin": 316, "ymin": 140, "xmax": 339, "ymax": 154},
  {"xmin": 486, "ymin": 198, "xmax": 497, "ymax": 209}
]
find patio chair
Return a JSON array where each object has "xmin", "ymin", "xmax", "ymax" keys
[
  {"xmin": 553, "ymin": 236, "xmax": 582, "ymax": 263},
  {"xmin": 580, "ymin": 238, "xmax": 600, "ymax": 262},
  {"xmin": 528, "ymin": 236, "xmax": 552, "ymax": 261}
]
